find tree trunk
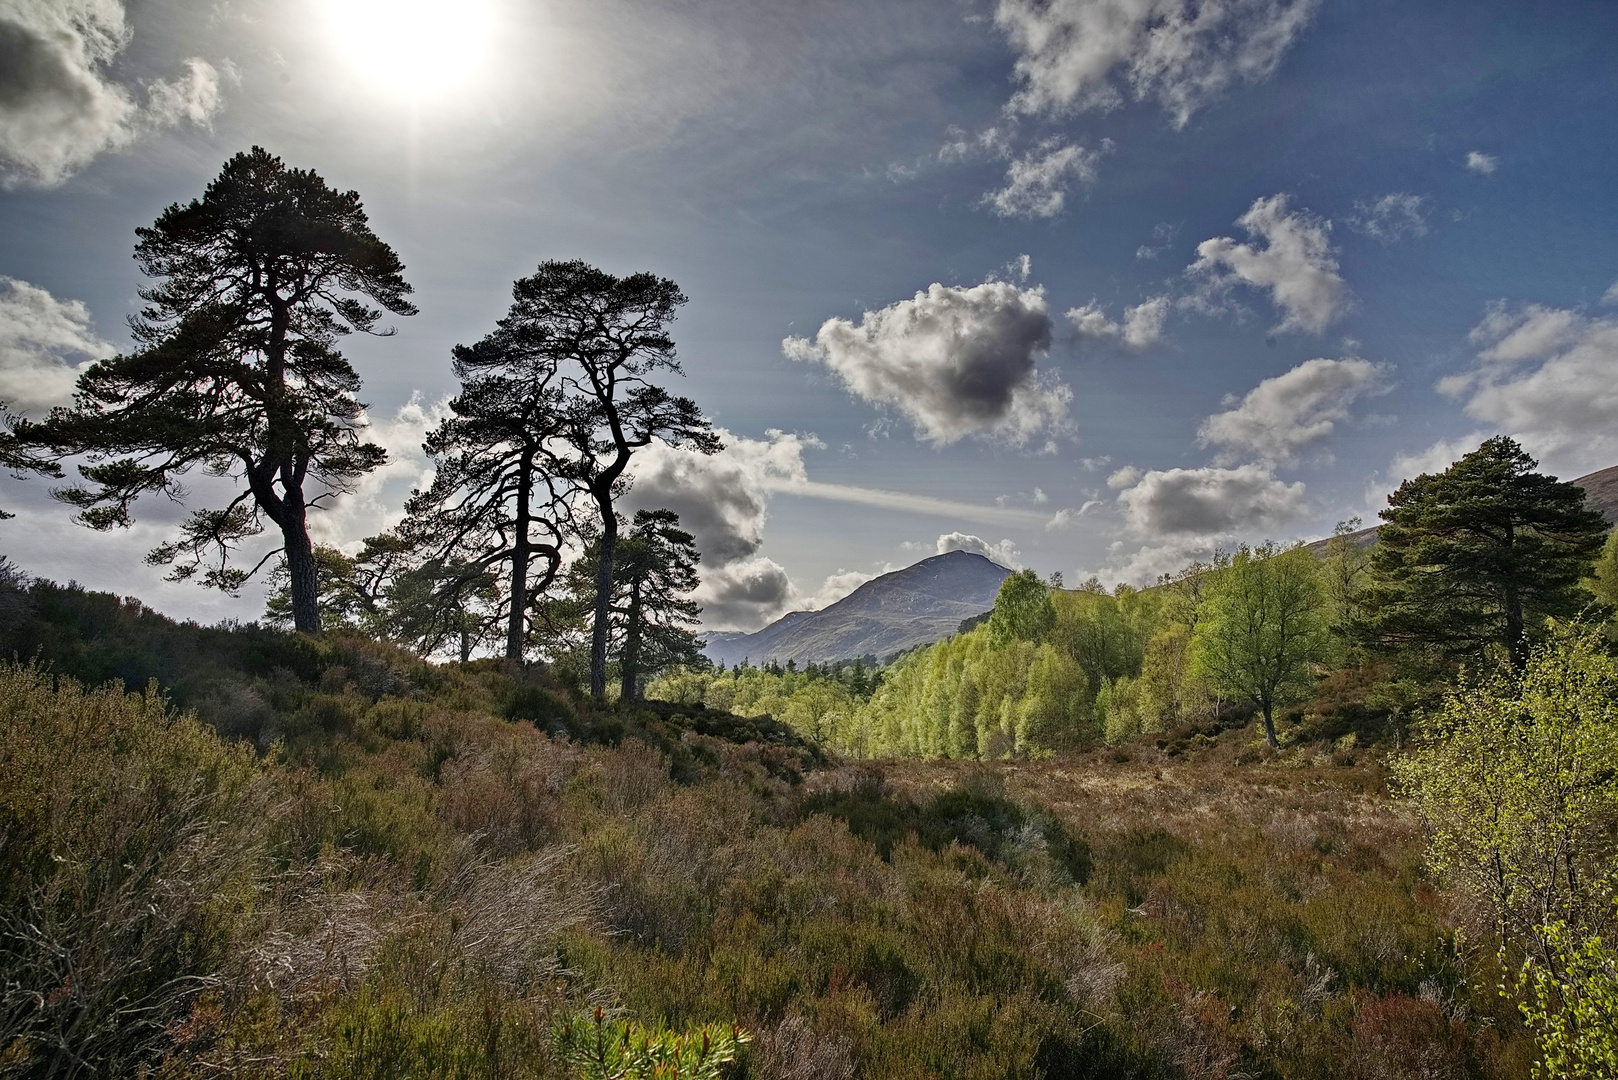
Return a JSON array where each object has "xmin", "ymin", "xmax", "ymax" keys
[
  {"xmin": 620, "ymin": 580, "xmax": 641, "ymax": 702},
  {"xmin": 1504, "ymin": 581, "xmax": 1526, "ymax": 669},
  {"xmin": 589, "ymin": 509, "xmax": 617, "ymax": 699},
  {"xmin": 507, "ymin": 449, "xmax": 534, "ymax": 662},
  {"xmin": 1261, "ymin": 700, "xmax": 1278, "ymax": 749},
  {"xmin": 283, "ymin": 513, "xmax": 321, "ymax": 634},
  {"xmin": 459, "ymin": 627, "xmax": 471, "ymax": 664}
]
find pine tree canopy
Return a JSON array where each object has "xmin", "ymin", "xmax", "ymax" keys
[
  {"xmin": 14, "ymin": 147, "xmax": 414, "ymax": 631},
  {"xmin": 1358, "ymin": 436, "xmax": 1607, "ymax": 668}
]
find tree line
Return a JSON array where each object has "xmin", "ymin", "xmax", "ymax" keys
[
  {"xmin": 700, "ymin": 435, "xmax": 1614, "ymax": 758},
  {"xmin": 0, "ymin": 148, "xmax": 715, "ymax": 699}
]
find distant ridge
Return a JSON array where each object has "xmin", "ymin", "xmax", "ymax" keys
[
  {"xmin": 703, "ymin": 550, "xmax": 1012, "ymax": 667},
  {"xmin": 1304, "ymin": 463, "xmax": 1618, "ymax": 556}
]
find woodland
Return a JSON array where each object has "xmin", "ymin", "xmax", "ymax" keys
[{"xmin": 4, "ymin": 149, "xmax": 1618, "ymax": 1079}]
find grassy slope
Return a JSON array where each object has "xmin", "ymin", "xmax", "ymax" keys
[{"xmin": 0, "ymin": 575, "xmax": 1535, "ymax": 1079}]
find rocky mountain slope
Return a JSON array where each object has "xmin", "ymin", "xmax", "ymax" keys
[{"xmin": 703, "ymin": 550, "xmax": 1012, "ymax": 667}]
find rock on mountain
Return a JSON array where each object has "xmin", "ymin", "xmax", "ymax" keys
[{"xmin": 702, "ymin": 550, "xmax": 1013, "ymax": 668}]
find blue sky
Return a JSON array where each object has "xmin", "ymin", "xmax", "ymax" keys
[{"xmin": 2, "ymin": 0, "xmax": 1616, "ymax": 630}]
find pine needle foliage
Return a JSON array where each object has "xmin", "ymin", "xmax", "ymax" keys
[{"xmin": 13, "ymin": 147, "xmax": 416, "ymax": 632}]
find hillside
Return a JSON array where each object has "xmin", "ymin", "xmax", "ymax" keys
[
  {"xmin": 1304, "ymin": 462, "xmax": 1618, "ymax": 556},
  {"xmin": 703, "ymin": 549, "xmax": 1012, "ymax": 667}
]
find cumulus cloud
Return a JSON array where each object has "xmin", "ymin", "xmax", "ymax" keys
[
  {"xmin": 1197, "ymin": 356, "xmax": 1390, "ymax": 465},
  {"xmin": 1066, "ymin": 295, "xmax": 1170, "ymax": 351},
  {"xmin": 1348, "ymin": 193, "xmax": 1427, "ymax": 244},
  {"xmin": 784, "ymin": 278, "xmax": 1071, "ymax": 446},
  {"xmin": 1186, "ymin": 193, "xmax": 1350, "ymax": 335},
  {"xmin": 0, "ymin": 276, "xmax": 112, "ymax": 413},
  {"xmin": 1384, "ymin": 431, "xmax": 1491, "ymax": 487},
  {"xmin": 621, "ymin": 428, "xmax": 901, "ymax": 630},
  {"xmin": 692, "ymin": 556, "xmax": 798, "ymax": 631},
  {"xmin": 983, "ymin": 137, "xmax": 1108, "ymax": 218},
  {"xmin": 0, "ymin": 0, "xmax": 223, "ymax": 186},
  {"xmin": 1603, "ymin": 280, "xmax": 1618, "ymax": 306},
  {"xmin": 1465, "ymin": 151, "xmax": 1498, "ymax": 175},
  {"xmin": 1113, "ymin": 462, "xmax": 1307, "ymax": 538},
  {"xmin": 624, "ymin": 428, "xmax": 812, "ymax": 566},
  {"xmin": 937, "ymin": 531, "xmax": 1023, "ymax": 568},
  {"xmin": 309, "ymin": 394, "xmax": 452, "ymax": 550},
  {"xmin": 1438, "ymin": 302, "xmax": 1618, "ymax": 474},
  {"xmin": 995, "ymin": 0, "xmax": 1318, "ymax": 128}
]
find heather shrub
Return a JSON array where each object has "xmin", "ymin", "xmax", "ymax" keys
[{"xmin": 0, "ymin": 666, "xmax": 265, "ymax": 1075}]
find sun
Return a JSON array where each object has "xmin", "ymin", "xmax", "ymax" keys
[{"xmin": 322, "ymin": 0, "xmax": 497, "ymax": 101}]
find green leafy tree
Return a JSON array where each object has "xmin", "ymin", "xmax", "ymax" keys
[
  {"xmin": 1360, "ymin": 437, "xmax": 1607, "ymax": 669},
  {"xmin": 488, "ymin": 261, "xmax": 719, "ymax": 697},
  {"xmin": 14, "ymin": 148, "xmax": 415, "ymax": 631},
  {"xmin": 1591, "ymin": 529, "xmax": 1618, "ymax": 611},
  {"xmin": 399, "ymin": 313, "xmax": 577, "ymax": 662},
  {"xmin": 1518, "ymin": 915, "xmax": 1618, "ymax": 1079},
  {"xmin": 988, "ymin": 569, "xmax": 1055, "ymax": 646},
  {"xmin": 1191, "ymin": 542, "xmax": 1328, "ymax": 748},
  {"xmin": 1392, "ymin": 624, "xmax": 1618, "ymax": 959}
]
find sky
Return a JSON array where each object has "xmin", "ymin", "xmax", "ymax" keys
[{"xmin": 1, "ymin": 0, "xmax": 1616, "ymax": 632}]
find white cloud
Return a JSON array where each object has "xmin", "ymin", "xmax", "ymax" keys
[
  {"xmin": 0, "ymin": 0, "xmax": 224, "ymax": 186},
  {"xmin": 1602, "ymin": 280, "xmax": 1618, "ymax": 306},
  {"xmin": 1066, "ymin": 295, "xmax": 1171, "ymax": 351},
  {"xmin": 1107, "ymin": 465, "xmax": 1144, "ymax": 489},
  {"xmin": 1197, "ymin": 356, "xmax": 1391, "ymax": 465},
  {"xmin": 936, "ymin": 531, "xmax": 1023, "ymax": 568},
  {"xmin": 625, "ymin": 428, "xmax": 813, "ymax": 566},
  {"xmin": 0, "ymin": 276, "xmax": 112, "ymax": 413},
  {"xmin": 1114, "ymin": 462, "xmax": 1307, "ymax": 538},
  {"xmin": 309, "ymin": 394, "xmax": 452, "ymax": 550},
  {"xmin": 1465, "ymin": 151, "xmax": 1498, "ymax": 175},
  {"xmin": 1136, "ymin": 221, "xmax": 1177, "ymax": 260},
  {"xmin": 1383, "ymin": 431, "xmax": 1490, "ymax": 487},
  {"xmin": 1186, "ymin": 193, "xmax": 1350, "ymax": 335},
  {"xmin": 1348, "ymin": 193, "xmax": 1427, "ymax": 244},
  {"xmin": 798, "ymin": 569, "xmax": 879, "ymax": 611},
  {"xmin": 145, "ymin": 56, "xmax": 224, "ymax": 128},
  {"xmin": 995, "ymin": 0, "xmax": 1318, "ymax": 128},
  {"xmin": 784, "ymin": 278, "xmax": 1071, "ymax": 446},
  {"xmin": 983, "ymin": 137, "xmax": 1108, "ymax": 219},
  {"xmin": 695, "ymin": 556, "xmax": 797, "ymax": 631},
  {"xmin": 1045, "ymin": 502, "xmax": 1101, "ymax": 529},
  {"xmin": 1441, "ymin": 302, "xmax": 1618, "ymax": 475}
]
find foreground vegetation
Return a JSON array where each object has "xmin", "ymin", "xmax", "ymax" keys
[{"xmin": 0, "ymin": 568, "xmax": 1566, "ymax": 1079}]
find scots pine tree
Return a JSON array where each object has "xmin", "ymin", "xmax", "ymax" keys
[
  {"xmin": 1359, "ymin": 437, "xmax": 1607, "ymax": 669},
  {"xmin": 15, "ymin": 148, "xmax": 415, "ymax": 631},
  {"xmin": 494, "ymin": 261, "xmax": 719, "ymax": 696}
]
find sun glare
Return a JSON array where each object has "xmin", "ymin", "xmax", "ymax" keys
[{"xmin": 323, "ymin": 0, "xmax": 496, "ymax": 101}]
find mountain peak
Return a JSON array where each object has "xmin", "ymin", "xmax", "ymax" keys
[{"xmin": 703, "ymin": 551, "xmax": 1012, "ymax": 667}]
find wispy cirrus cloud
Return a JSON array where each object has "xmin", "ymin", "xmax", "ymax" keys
[{"xmin": 994, "ymin": 0, "xmax": 1319, "ymax": 128}]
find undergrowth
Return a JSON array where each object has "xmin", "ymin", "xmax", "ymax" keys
[{"xmin": 0, "ymin": 576, "xmax": 1538, "ymax": 1078}]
